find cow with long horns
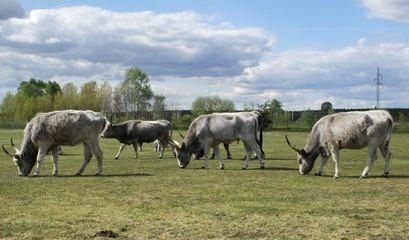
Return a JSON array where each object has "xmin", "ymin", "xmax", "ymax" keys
[
  {"xmin": 3, "ymin": 110, "xmax": 108, "ymax": 176},
  {"xmin": 285, "ymin": 110, "xmax": 393, "ymax": 178},
  {"xmin": 168, "ymin": 111, "xmax": 264, "ymax": 169}
]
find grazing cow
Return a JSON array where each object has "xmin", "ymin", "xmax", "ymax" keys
[
  {"xmin": 101, "ymin": 120, "xmax": 175, "ymax": 159},
  {"xmin": 168, "ymin": 111, "xmax": 264, "ymax": 169},
  {"xmin": 285, "ymin": 110, "xmax": 393, "ymax": 178},
  {"xmin": 2, "ymin": 110, "xmax": 108, "ymax": 176}
]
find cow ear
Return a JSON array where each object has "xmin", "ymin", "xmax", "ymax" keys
[
  {"xmin": 181, "ymin": 142, "xmax": 186, "ymax": 150},
  {"xmin": 299, "ymin": 149, "xmax": 307, "ymax": 157}
]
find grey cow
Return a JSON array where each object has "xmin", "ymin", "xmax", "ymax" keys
[
  {"xmin": 101, "ymin": 120, "xmax": 175, "ymax": 159},
  {"xmin": 168, "ymin": 111, "xmax": 264, "ymax": 169},
  {"xmin": 3, "ymin": 110, "xmax": 108, "ymax": 176},
  {"xmin": 286, "ymin": 110, "xmax": 393, "ymax": 178}
]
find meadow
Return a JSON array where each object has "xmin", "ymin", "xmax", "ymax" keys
[{"xmin": 1, "ymin": 129, "xmax": 408, "ymax": 239}]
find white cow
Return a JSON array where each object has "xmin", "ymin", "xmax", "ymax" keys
[
  {"xmin": 286, "ymin": 110, "xmax": 393, "ymax": 178},
  {"xmin": 3, "ymin": 110, "xmax": 108, "ymax": 176},
  {"xmin": 168, "ymin": 111, "xmax": 264, "ymax": 169}
]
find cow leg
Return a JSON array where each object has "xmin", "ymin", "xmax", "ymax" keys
[
  {"xmin": 158, "ymin": 140, "xmax": 166, "ymax": 158},
  {"xmin": 33, "ymin": 148, "xmax": 48, "ymax": 176},
  {"xmin": 210, "ymin": 151, "xmax": 216, "ymax": 159},
  {"xmin": 315, "ymin": 155, "xmax": 330, "ymax": 176},
  {"xmin": 242, "ymin": 142, "xmax": 253, "ymax": 169},
  {"xmin": 90, "ymin": 141, "xmax": 103, "ymax": 175},
  {"xmin": 212, "ymin": 145, "xmax": 224, "ymax": 169},
  {"xmin": 114, "ymin": 143, "xmax": 126, "ymax": 159},
  {"xmin": 360, "ymin": 147, "xmax": 378, "ymax": 178},
  {"xmin": 379, "ymin": 140, "xmax": 391, "ymax": 177},
  {"xmin": 50, "ymin": 146, "xmax": 60, "ymax": 176},
  {"xmin": 138, "ymin": 142, "xmax": 143, "ymax": 152},
  {"xmin": 76, "ymin": 143, "xmax": 93, "ymax": 175},
  {"xmin": 224, "ymin": 143, "xmax": 232, "ymax": 159},
  {"xmin": 331, "ymin": 150, "xmax": 341, "ymax": 179},
  {"xmin": 201, "ymin": 146, "xmax": 212, "ymax": 169},
  {"xmin": 132, "ymin": 142, "xmax": 139, "ymax": 159},
  {"xmin": 246, "ymin": 140, "xmax": 265, "ymax": 169}
]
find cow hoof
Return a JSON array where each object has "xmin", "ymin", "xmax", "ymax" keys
[
  {"xmin": 242, "ymin": 167, "xmax": 247, "ymax": 170},
  {"xmin": 201, "ymin": 166, "xmax": 206, "ymax": 169},
  {"xmin": 260, "ymin": 165, "xmax": 265, "ymax": 169},
  {"xmin": 382, "ymin": 172, "xmax": 389, "ymax": 177},
  {"xmin": 359, "ymin": 175, "xmax": 366, "ymax": 179},
  {"xmin": 333, "ymin": 176, "xmax": 340, "ymax": 179},
  {"xmin": 52, "ymin": 173, "xmax": 58, "ymax": 176},
  {"xmin": 227, "ymin": 156, "xmax": 232, "ymax": 159},
  {"xmin": 95, "ymin": 173, "xmax": 101, "ymax": 176},
  {"xmin": 220, "ymin": 166, "xmax": 224, "ymax": 170},
  {"xmin": 315, "ymin": 172, "xmax": 322, "ymax": 176}
]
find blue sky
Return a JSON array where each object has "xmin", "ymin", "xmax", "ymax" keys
[{"xmin": 1, "ymin": 0, "xmax": 409, "ymax": 110}]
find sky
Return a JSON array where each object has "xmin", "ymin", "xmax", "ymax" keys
[{"xmin": 1, "ymin": 0, "xmax": 409, "ymax": 111}]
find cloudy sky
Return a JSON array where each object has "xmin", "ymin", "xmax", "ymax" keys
[{"xmin": 1, "ymin": 0, "xmax": 409, "ymax": 110}]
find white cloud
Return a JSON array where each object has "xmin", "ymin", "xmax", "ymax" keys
[
  {"xmin": 221, "ymin": 38, "xmax": 409, "ymax": 110},
  {"xmin": 358, "ymin": 0, "xmax": 409, "ymax": 23},
  {"xmin": 0, "ymin": 6, "xmax": 275, "ymax": 76},
  {"xmin": 1, "ymin": 5, "xmax": 409, "ymax": 111}
]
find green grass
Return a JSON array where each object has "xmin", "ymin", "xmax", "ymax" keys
[{"xmin": 1, "ymin": 130, "xmax": 408, "ymax": 239}]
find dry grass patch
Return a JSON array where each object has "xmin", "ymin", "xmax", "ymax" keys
[{"xmin": 1, "ymin": 130, "xmax": 408, "ymax": 239}]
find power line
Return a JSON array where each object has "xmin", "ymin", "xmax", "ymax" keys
[{"xmin": 374, "ymin": 67, "xmax": 383, "ymax": 109}]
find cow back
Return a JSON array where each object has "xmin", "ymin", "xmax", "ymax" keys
[{"xmin": 28, "ymin": 110, "xmax": 107, "ymax": 146}]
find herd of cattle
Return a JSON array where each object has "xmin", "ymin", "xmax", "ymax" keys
[{"xmin": 2, "ymin": 109, "xmax": 393, "ymax": 179}]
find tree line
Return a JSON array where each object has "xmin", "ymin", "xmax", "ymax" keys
[
  {"xmin": 1, "ymin": 67, "xmax": 408, "ymax": 131},
  {"xmin": 0, "ymin": 68, "xmax": 167, "ymax": 127}
]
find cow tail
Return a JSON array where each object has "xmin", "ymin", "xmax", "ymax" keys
[
  {"xmin": 166, "ymin": 121, "xmax": 173, "ymax": 149},
  {"xmin": 169, "ymin": 122, "xmax": 173, "ymax": 137},
  {"xmin": 258, "ymin": 112, "xmax": 265, "ymax": 158}
]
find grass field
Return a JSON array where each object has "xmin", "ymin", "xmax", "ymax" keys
[{"xmin": 1, "ymin": 129, "xmax": 408, "ymax": 239}]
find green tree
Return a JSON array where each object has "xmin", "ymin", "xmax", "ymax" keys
[
  {"xmin": 97, "ymin": 81, "xmax": 113, "ymax": 113},
  {"xmin": 121, "ymin": 68, "xmax": 154, "ymax": 117},
  {"xmin": 79, "ymin": 81, "xmax": 100, "ymax": 111},
  {"xmin": 257, "ymin": 99, "xmax": 287, "ymax": 129},
  {"xmin": 399, "ymin": 112, "xmax": 408, "ymax": 123},
  {"xmin": 298, "ymin": 109, "xmax": 318, "ymax": 129},
  {"xmin": 55, "ymin": 82, "xmax": 80, "ymax": 110},
  {"xmin": 191, "ymin": 96, "xmax": 235, "ymax": 117},
  {"xmin": 0, "ymin": 92, "xmax": 17, "ymax": 128},
  {"xmin": 320, "ymin": 101, "xmax": 334, "ymax": 117},
  {"xmin": 18, "ymin": 78, "xmax": 47, "ymax": 97},
  {"xmin": 152, "ymin": 94, "xmax": 166, "ymax": 120}
]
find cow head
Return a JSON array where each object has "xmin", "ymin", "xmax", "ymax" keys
[
  {"xmin": 167, "ymin": 139, "xmax": 192, "ymax": 168},
  {"xmin": 101, "ymin": 123, "xmax": 116, "ymax": 138},
  {"xmin": 285, "ymin": 135, "xmax": 315, "ymax": 175},
  {"xmin": 3, "ymin": 138, "xmax": 37, "ymax": 176}
]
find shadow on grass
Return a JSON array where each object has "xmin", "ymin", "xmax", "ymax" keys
[
  {"xmin": 191, "ymin": 166, "xmax": 298, "ymax": 171},
  {"xmin": 299, "ymin": 174, "xmax": 409, "ymax": 179},
  {"xmin": 31, "ymin": 173, "xmax": 154, "ymax": 178}
]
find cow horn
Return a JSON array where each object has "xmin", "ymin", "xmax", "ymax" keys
[
  {"xmin": 2, "ymin": 145, "xmax": 14, "ymax": 157},
  {"xmin": 179, "ymin": 133, "xmax": 185, "ymax": 139},
  {"xmin": 10, "ymin": 138, "xmax": 19, "ymax": 152},
  {"xmin": 285, "ymin": 135, "xmax": 301, "ymax": 152},
  {"xmin": 167, "ymin": 139, "xmax": 181, "ymax": 150}
]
